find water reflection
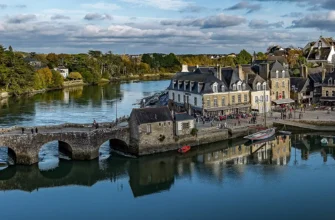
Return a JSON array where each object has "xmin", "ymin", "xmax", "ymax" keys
[
  {"xmin": 1, "ymin": 134, "xmax": 335, "ymax": 197},
  {"xmin": 0, "ymin": 80, "xmax": 170, "ymax": 127}
]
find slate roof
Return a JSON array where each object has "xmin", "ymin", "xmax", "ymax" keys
[
  {"xmin": 241, "ymin": 64, "xmax": 254, "ymax": 74},
  {"xmin": 290, "ymin": 77, "xmax": 308, "ymax": 92},
  {"xmin": 175, "ymin": 113, "xmax": 195, "ymax": 121},
  {"xmin": 268, "ymin": 55, "xmax": 288, "ymax": 64},
  {"xmin": 308, "ymin": 47, "xmax": 331, "ymax": 60},
  {"xmin": 131, "ymin": 107, "xmax": 173, "ymax": 124},
  {"xmin": 269, "ymin": 60, "xmax": 290, "ymax": 78},
  {"xmin": 322, "ymin": 71, "xmax": 335, "ymax": 85},
  {"xmin": 247, "ymin": 73, "xmax": 269, "ymax": 91}
]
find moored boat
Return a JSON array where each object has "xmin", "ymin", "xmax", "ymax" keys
[
  {"xmin": 321, "ymin": 138, "xmax": 328, "ymax": 146},
  {"xmin": 178, "ymin": 145, "xmax": 191, "ymax": 154},
  {"xmin": 0, "ymin": 159, "xmax": 8, "ymax": 167},
  {"xmin": 279, "ymin": 130, "xmax": 292, "ymax": 135},
  {"xmin": 244, "ymin": 128, "xmax": 276, "ymax": 141}
]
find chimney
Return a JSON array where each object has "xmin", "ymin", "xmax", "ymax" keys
[
  {"xmin": 216, "ymin": 65, "xmax": 222, "ymax": 81},
  {"xmin": 237, "ymin": 65, "xmax": 244, "ymax": 81},
  {"xmin": 322, "ymin": 68, "xmax": 327, "ymax": 82},
  {"xmin": 181, "ymin": 64, "xmax": 188, "ymax": 72}
]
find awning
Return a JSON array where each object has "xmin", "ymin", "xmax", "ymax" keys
[
  {"xmin": 320, "ymin": 97, "xmax": 335, "ymax": 102},
  {"xmin": 272, "ymin": 98, "xmax": 295, "ymax": 105}
]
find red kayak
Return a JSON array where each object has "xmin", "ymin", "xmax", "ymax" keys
[{"xmin": 178, "ymin": 145, "xmax": 191, "ymax": 153}]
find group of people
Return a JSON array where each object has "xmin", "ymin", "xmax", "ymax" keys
[
  {"xmin": 93, "ymin": 119, "xmax": 99, "ymax": 129},
  {"xmin": 21, "ymin": 127, "xmax": 38, "ymax": 134}
]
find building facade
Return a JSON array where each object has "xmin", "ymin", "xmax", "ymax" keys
[
  {"xmin": 320, "ymin": 70, "xmax": 335, "ymax": 105},
  {"xmin": 247, "ymin": 73, "xmax": 271, "ymax": 113},
  {"xmin": 174, "ymin": 113, "xmax": 195, "ymax": 136},
  {"xmin": 54, "ymin": 66, "xmax": 69, "ymax": 78}
]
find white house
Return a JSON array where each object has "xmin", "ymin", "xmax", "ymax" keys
[
  {"xmin": 305, "ymin": 36, "xmax": 335, "ymax": 64},
  {"xmin": 174, "ymin": 113, "xmax": 195, "ymax": 136},
  {"xmin": 247, "ymin": 73, "xmax": 271, "ymax": 113},
  {"xmin": 54, "ymin": 66, "xmax": 69, "ymax": 78}
]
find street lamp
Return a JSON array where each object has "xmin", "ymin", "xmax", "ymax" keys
[{"xmin": 115, "ymin": 85, "xmax": 122, "ymax": 124}]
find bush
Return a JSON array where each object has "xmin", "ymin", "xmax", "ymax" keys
[
  {"xmin": 190, "ymin": 128, "xmax": 198, "ymax": 136},
  {"xmin": 68, "ymin": 72, "xmax": 83, "ymax": 80}
]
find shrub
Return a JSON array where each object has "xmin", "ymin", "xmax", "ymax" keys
[{"xmin": 190, "ymin": 128, "xmax": 198, "ymax": 136}]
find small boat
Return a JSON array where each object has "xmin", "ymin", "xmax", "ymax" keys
[
  {"xmin": 279, "ymin": 130, "xmax": 292, "ymax": 135},
  {"xmin": 244, "ymin": 128, "xmax": 276, "ymax": 141},
  {"xmin": 178, "ymin": 145, "xmax": 191, "ymax": 154},
  {"xmin": 0, "ymin": 159, "xmax": 8, "ymax": 167},
  {"xmin": 321, "ymin": 138, "xmax": 328, "ymax": 146}
]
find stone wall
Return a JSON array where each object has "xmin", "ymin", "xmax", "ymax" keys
[{"xmin": 270, "ymin": 78, "xmax": 290, "ymax": 100}]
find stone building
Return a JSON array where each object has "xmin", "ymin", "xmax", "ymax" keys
[
  {"xmin": 320, "ymin": 70, "xmax": 335, "ymax": 105},
  {"xmin": 304, "ymin": 36, "xmax": 335, "ymax": 64},
  {"xmin": 256, "ymin": 60, "xmax": 293, "ymax": 106},
  {"xmin": 129, "ymin": 107, "xmax": 174, "ymax": 154},
  {"xmin": 246, "ymin": 73, "xmax": 271, "ymax": 113},
  {"xmin": 174, "ymin": 113, "xmax": 195, "ymax": 136},
  {"xmin": 290, "ymin": 77, "xmax": 312, "ymax": 104}
]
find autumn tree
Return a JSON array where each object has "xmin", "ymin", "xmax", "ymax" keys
[{"xmin": 68, "ymin": 72, "xmax": 83, "ymax": 80}]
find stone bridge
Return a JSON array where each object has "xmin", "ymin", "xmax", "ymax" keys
[{"xmin": 0, "ymin": 119, "xmax": 132, "ymax": 165}]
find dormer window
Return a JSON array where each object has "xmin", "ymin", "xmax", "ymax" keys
[
  {"xmin": 242, "ymin": 83, "xmax": 246, "ymax": 90},
  {"xmin": 213, "ymin": 84, "xmax": 218, "ymax": 93},
  {"xmin": 276, "ymin": 70, "xmax": 279, "ymax": 78},
  {"xmin": 257, "ymin": 83, "xmax": 261, "ymax": 91},
  {"xmin": 262, "ymin": 82, "xmax": 266, "ymax": 90},
  {"xmin": 221, "ymin": 85, "xmax": 225, "ymax": 92},
  {"xmin": 172, "ymin": 80, "xmax": 176, "ymax": 89},
  {"xmin": 233, "ymin": 84, "xmax": 236, "ymax": 91},
  {"xmin": 237, "ymin": 81, "xmax": 242, "ymax": 91},
  {"xmin": 282, "ymin": 70, "xmax": 285, "ymax": 78},
  {"xmin": 198, "ymin": 82, "xmax": 204, "ymax": 93},
  {"xmin": 329, "ymin": 78, "xmax": 333, "ymax": 86},
  {"xmin": 318, "ymin": 40, "xmax": 322, "ymax": 48},
  {"xmin": 190, "ymin": 81, "xmax": 194, "ymax": 91}
]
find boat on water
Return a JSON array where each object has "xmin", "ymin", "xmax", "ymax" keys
[
  {"xmin": 278, "ymin": 130, "xmax": 292, "ymax": 135},
  {"xmin": 178, "ymin": 145, "xmax": 191, "ymax": 154},
  {"xmin": 244, "ymin": 128, "xmax": 276, "ymax": 141},
  {"xmin": 0, "ymin": 159, "xmax": 8, "ymax": 167},
  {"xmin": 321, "ymin": 138, "xmax": 329, "ymax": 146}
]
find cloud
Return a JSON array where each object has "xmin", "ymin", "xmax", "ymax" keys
[
  {"xmin": 84, "ymin": 13, "xmax": 113, "ymax": 21},
  {"xmin": 7, "ymin": 14, "xmax": 36, "ymax": 24},
  {"xmin": 0, "ymin": 4, "xmax": 7, "ymax": 9},
  {"xmin": 51, "ymin": 14, "xmax": 71, "ymax": 20},
  {"xmin": 161, "ymin": 13, "xmax": 246, "ymax": 29},
  {"xmin": 81, "ymin": 2, "xmax": 120, "ymax": 10},
  {"xmin": 249, "ymin": 19, "xmax": 284, "ymax": 29},
  {"xmin": 225, "ymin": 1, "xmax": 261, "ymax": 13},
  {"xmin": 15, "ymin": 5, "xmax": 27, "ymax": 8},
  {"xmin": 120, "ymin": 0, "xmax": 191, "ymax": 10},
  {"xmin": 179, "ymin": 5, "xmax": 207, "ymax": 13},
  {"xmin": 281, "ymin": 12, "xmax": 303, "ymax": 18},
  {"xmin": 290, "ymin": 11, "xmax": 335, "ymax": 31}
]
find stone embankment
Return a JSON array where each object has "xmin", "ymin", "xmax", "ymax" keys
[{"xmin": 273, "ymin": 120, "xmax": 335, "ymax": 131}]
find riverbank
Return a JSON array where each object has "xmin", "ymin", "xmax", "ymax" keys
[{"xmin": 111, "ymin": 73, "xmax": 175, "ymax": 81}]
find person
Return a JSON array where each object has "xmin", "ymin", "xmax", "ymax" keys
[
  {"xmin": 93, "ymin": 119, "xmax": 96, "ymax": 127},
  {"xmin": 35, "ymin": 127, "xmax": 38, "ymax": 133},
  {"xmin": 21, "ymin": 127, "xmax": 25, "ymax": 134},
  {"xmin": 31, "ymin": 128, "xmax": 34, "ymax": 134},
  {"xmin": 224, "ymin": 121, "xmax": 227, "ymax": 128}
]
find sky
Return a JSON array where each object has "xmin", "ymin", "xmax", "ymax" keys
[{"xmin": 0, "ymin": 0, "xmax": 335, "ymax": 54}]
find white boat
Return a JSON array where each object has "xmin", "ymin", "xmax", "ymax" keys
[
  {"xmin": 244, "ymin": 128, "xmax": 276, "ymax": 141},
  {"xmin": 321, "ymin": 138, "xmax": 328, "ymax": 146},
  {"xmin": 279, "ymin": 130, "xmax": 292, "ymax": 135}
]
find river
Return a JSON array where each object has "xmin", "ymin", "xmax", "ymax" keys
[{"xmin": 1, "ymin": 80, "xmax": 335, "ymax": 219}]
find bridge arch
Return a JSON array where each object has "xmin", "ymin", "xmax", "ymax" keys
[
  {"xmin": 0, "ymin": 146, "xmax": 16, "ymax": 165},
  {"xmin": 38, "ymin": 140, "xmax": 73, "ymax": 171}
]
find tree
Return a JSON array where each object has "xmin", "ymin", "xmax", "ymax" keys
[
  {"xmin": 235, "ymin": 49, "xmax": 252, "ymax": 65},
  {"xmin": 68, "ymin": 72, "xmax": 83, "ymax": 80},
  {"xmin": 51, "ymin": 70, "xmax": 64, "ymax": 88}
]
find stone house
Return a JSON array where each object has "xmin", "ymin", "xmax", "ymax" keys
[
  {"xmin": 174, "ymin": 113, "xmax": 195, "ymax": 136},
  {"xmin": 320, "ymin": 70, "xmax": 335, "ymax": 105},
  {"xmin": 23, "ymin": 58, "xmax": 42, "ymax": 68},
  {"xmin": 246, "ymin": 73, "xmax": 271, "ymax": 113},
  {"xmin": 290, "ymin": 77, "xmax": 312, "ymax": 104},
  {"xmin": 129, "ymin": 107, "xmax": 174, "ymax": 155},
  {"xmin": 304, "ymin": 36, "xmax": 335, "ymax": 64},
  {"xmin": 256, "ymin": 60, "xmax": 293, "ymax": 106},
  {"xmin": 54, "ymin": 66, "xmax": 69, "ymax": 78}
]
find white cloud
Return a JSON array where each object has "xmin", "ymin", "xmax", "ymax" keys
[
  {"xmin": 81, "ymin": 2, "xmax": 121, "ymax": 10},
  {"xmin": 121, "ymin": 0, "xmax": 191, "ymax": 10}
]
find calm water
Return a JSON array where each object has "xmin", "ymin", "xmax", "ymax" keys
[{"xmin": 1, "ymin": 81, "xmax": 335, "ymax": 219}]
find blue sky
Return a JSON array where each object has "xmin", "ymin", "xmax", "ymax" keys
[{"xmin": 0, "ymin": 0, "xmax": 334, "ymax": 54}]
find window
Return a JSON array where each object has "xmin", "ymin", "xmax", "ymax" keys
[
  {"xmin": 282, "ymin": 91, "xmax": 285, "ymax": 99},
  {"xmin": 194, "ymin": 97, "xmax": 197, "ymax": 106},
  {"xmin": 276, "ymin": 70, "xmax": 279, "ymax": 78},
  {"xmin": 282, "ymin": 81, "xmax": 285, "ymax": 88},
  {"xmin": 276, "ymin": 92, "xmax": 279, "ymax": 99},
  {"xmin": 326, "ymin": 91, "xmax": 329, "ymax": 97},
  {"xmin": 232, "ymin": 96, "xmax": 235, "ymax": 104},
  {"xmin": 233, "ymin": 84, "xmax": 237, "ymax": 91},
  {"xmin": 221, "ymin": 85, "xmax": 225, "ymax": 92},
  {"xmin": 333, "ymin": 91, "xmax": 335, "ymax": 97},
  {"xmin": 244, "ymin": 94, "xmax": 247, "ymax": 102},
  {"xmin": 255, "ymin": 96, "xmax": 258, "ymax": 102},
  {"xmin": 262, "ymin": 83, "xmax": 266, "ymax": 90},
  {"xmin": 183, "ymin": 95, "xmax": 186, "ymax": 103},
  {"xmin": 237, "ymin": 84, "xmax": 241, "ymax": 91},
  {"xmin": 329, "ymin": 78, "xmax": 333, "ymax": 86},
  {"xmin": 257, "ymin": 84, "xmax": 261, "ymax": 91},
  {"xmin": 207, "ymin": 99, "xmax": 210, "ymax": 107},
  {"xmin": 222, "ymin": 97, "xmax": 225, "ymax": 106},
  {"xmin": 172, "ymin": 93, "xmax": 175, "ymax": 101},
  {"xmin": 276, "ymin": 82, "xmax": 279, "ymax": 88},
  {"xmin": 159, "ymin": 123, "xmax": 161, "ymax": 126},
  {"xmin": 214, "ymin": 97, "xmax": 218, "ymax": 107},
  {"xmin": 282, "ymin": 70, "xmax": 285, "ymax": 78},
  {"xmin": 186, "ymin": 96, "xmax": 189, "ymax": 103},
  {"xmin": 146, "ymin": 124, "xmax": 152, "ymax": 134},
  {"xmin": 260, "ymin": 95, "xmax": 263, "ymax": 102},
  {"xmin": 238, "ymin": 95, "xmax": 241, "ymax": 103},
  {"xmin": 242, "ymin": 83, "xmax": 246, "ymax": 90},
  {"xmin": 266, "ymin": 95, "xmax": 269, "ymax": 102},
  {"xmin": 182, "ymin": 122, "xmax": 190, "ymax": 130},
  {"xmin": 178, "ymin": 94, "xmax": 180, "ymax": 102},
  {"xmin": 213, "ymin": 84, "xmax": 218, "ymax": 93}
]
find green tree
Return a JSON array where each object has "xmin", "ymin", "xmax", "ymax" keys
[
  {"xmin": 68, "ymin": 72, "xmax": 83, "ymax": 80},
  {"xmin": 235, "ymin": 49, "xmax": 252, "ymax": 65}
]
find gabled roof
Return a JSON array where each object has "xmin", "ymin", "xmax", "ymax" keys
[
  {"xmin": 290, "ymin": 77, "xmax": 309, "ymax": 92},
  {"xmin": 269, "ymin": 60, "xmax": 290, "ymax": 78},
  {"xmin": 131, "ymin": 107, "xmax": 173, "ymax": 124},
  {"xmin": 268, "ymin": 55, "xmax": 287, "ymax": 64},
  {"xmin": 309, "ymin": 72, "xmax": 322, "ymax": 84},
  {"xmin": 247, "ymin": 73, "xmax": 269, "ymax": 91},
  {"xmin": 308, "ymin": 47, "xmax": 331, "ymax": 60},
  {"xmin": 322, "ymin": 71, "xmax": 335, "ymax": 85}
]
